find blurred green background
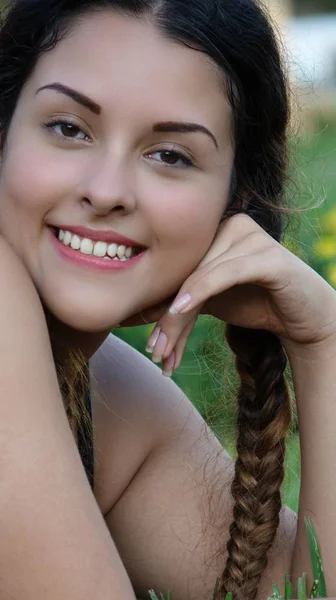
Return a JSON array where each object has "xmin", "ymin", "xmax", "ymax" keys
[{"xmin": 114, "ymin": 1, "xmax": 336, "ymax": 514}]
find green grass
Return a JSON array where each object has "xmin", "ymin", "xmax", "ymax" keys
[{"xmin": 289, "ymin": 117, "xmax": 336, "ymax": 270}]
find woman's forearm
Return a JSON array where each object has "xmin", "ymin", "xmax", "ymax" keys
[
  {"xmin": 0, "ymin": 239, "xmax": 136, "ymax": 599},
  {"xmin": 285, "ymin": 336, "xmax": 336, "ymax": 594}
]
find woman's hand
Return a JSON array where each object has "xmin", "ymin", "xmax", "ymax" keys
[{"xmin": 139, "ymin": 214, "xmax": 336, "ymax": 375}]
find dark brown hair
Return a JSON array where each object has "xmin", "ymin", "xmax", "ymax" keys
[{"xmin": 0, "ymin": 1, "xmax": 292, "ymax": 598}]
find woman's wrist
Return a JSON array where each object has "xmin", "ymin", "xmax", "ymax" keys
[{"xmin": 281, "ymin": 329, "xmax": 336, "ymax": 364}]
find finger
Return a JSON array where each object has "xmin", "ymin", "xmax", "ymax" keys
[
  {"xmin": 171, "ymin": 316, "xmax": 198, "ymax": 370},
  {"xmin": 168, "ymin": 247, "xmax": 283, "ymax": 318},
  {"xmin": 161, "ymin": 350, "xmax": 176, "ymax": 378},
  {"xmin": 149, "ymin": 311, "xmax": 198, "ymax": 368},
  {"xmin": 160, "ymin": 309, "xmax": 200, "ymax": 360},
  {"xmin": 151, "ymin": 236, "xmax": 275, "ymax": 360},
  {"xmin": 153, "ymin": 241, "xmax": 250, "ymax": 358},
  {"xmin": 196, "ymin": 213, "xmax": 269, "ymax": 267},
  {"xmin": 172, "ymin": 230, "xmax": 272, "ymax": 302},
  {"xmin": 160, "ymin": 315, "xmax": 197, "ymax": 377}
]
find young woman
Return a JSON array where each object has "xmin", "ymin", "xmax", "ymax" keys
[{"xmin": 0, "ymin": 0, "xmax": 335, "ymax": 599}]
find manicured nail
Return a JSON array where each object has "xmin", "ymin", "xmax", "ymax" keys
[
  {"xmin": 146, "ymin": 326, "xmax": 161, "ymax": 353},
  {"xmin": 152, "ymin": 332, "xmax": 168, "ymax": 363},
  {"xmin": 169, "ymin": 293, "xmax": 192, "ymax": 315},
  {"xmin": 162, "ymin": 351, "xmax": 176, "ymax": 378}
]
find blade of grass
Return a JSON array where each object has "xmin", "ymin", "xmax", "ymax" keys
[
  {"xmin": 284, "ymin": 573, "xmax": 294, "ymax": 599},
  {"xmin": 272, "ymin": 584, "xmax": 283, "ymax": 599},
  {"xmin": 297, "ymin": 573, "xmax": 307, "ymax": 600},
  {"xmin": 310, "ymin": 579, "xmax": 321, "ymax": 598},
  {"xmin": 305, "ymin": 517, "xmax": 328, "ymax": 598}
]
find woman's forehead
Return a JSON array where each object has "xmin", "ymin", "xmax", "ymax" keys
[{"xmin": 27, "ymin": 10, "xmax": 232, "ymax": 139}]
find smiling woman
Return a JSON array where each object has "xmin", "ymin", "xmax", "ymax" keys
[{"xmin": 0, "ymin": 1, "xmax": 336, "ymax": 600}]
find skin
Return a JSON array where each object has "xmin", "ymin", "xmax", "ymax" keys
[
  {"xmin": 1, "ymin": 8, "xmax": 336, "ymax": 600},
  {"xmin": 0, "ymin": 10, "xmax": 234, "ymax": 372}
]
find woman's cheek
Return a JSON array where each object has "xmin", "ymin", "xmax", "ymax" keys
[
  {"xmin": 143, "ymin": 193, "xmax": 216, "ymax": 298},
  {"xmin": 1, "ymin": 145, "xmax": 78, "ymax": 216},
  {"xmin": 146, "ymin": 175, "xmax": 213, "ymax": 232}
]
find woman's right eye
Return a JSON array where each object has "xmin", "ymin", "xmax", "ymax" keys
[{"xmin": 43, "ymin": 120, "xmax": 91, "ymax": 142}]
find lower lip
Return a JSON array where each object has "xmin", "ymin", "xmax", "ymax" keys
[{"xmin": 49, "ymin": 228, "xmax": 146, "ymax": 271}]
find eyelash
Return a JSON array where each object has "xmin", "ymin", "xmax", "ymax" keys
[
  {"xmin": 42, "ymin": 118, "xmax": 195, "ymax": 168},
  {"xmin": 148, "ymin": 148, "xmax": 195, "ymax": 168},
  {"xmin": 43, "ymin": 117, "xmax": 91, "ymax": 142}
]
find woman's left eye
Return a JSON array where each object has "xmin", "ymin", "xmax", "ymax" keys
[
  {"xmin": 148, "ymin": 150, "xmax": 194, "ymax": 168},
  {"xmin": 43, "ymin": 120, "xmax": 91, "ymax": 142}
]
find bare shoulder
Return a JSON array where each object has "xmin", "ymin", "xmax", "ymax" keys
[
  {"xmin": 89, "ymin": 332, "xmax": 207, "ymax": 515},
  {"xmin": 89, "ymin": 333, "xmax": 297, "ymax": 599}
]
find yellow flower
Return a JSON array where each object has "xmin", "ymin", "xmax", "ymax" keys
[
  {"xmin": 321, "ymin": 209, "xmax": 336, "ymax": 235},
  {"xmin": 314, "ymin": 236, "xmax": 336, "ymax": 258}
]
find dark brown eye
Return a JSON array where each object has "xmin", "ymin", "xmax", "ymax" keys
[
  {"xmin": 148, "ymin": 150, "xmax": 194, "ymax": 168},
  {"xmin": 44, "ymin": 120, "xmax": 89, "ymax": 141},
  {"xmin": 60, "ymin": 124, "xmax": 81, "ymax": 138},
  {"xmin": 161, "ymin": 151, "xmax": 180, "ymax": 164}
]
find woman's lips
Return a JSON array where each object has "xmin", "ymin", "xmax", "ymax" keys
[{"xmin": 48, "ymin": 227, "xmax": 147, "ymax": 272}]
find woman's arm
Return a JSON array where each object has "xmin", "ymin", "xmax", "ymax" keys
[
  {"xmin": 133, "ymin": 213, "xmax": 336, "ymax": 597},
  {"xmin": 0, "ymin": 237, "xmax": 136, "ymax": 599},
  {"xmin": 285, "ymin": 336, "xmax": 336, "ymax": 593}
]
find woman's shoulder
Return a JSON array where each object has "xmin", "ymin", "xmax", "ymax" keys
[
  {"xmin": 89, "ymin": 331, "xmax": 200, "ymax": 439},
  {"xmin": 88, "ymin": 335, "xmax": 296, "ymax": 599},
  {"xmin": 88, "ymin": 332, "xmax": 206, "ymax": 515}
]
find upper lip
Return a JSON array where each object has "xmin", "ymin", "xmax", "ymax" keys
[{"xmin": 50, "ymin": 225, "xmax": 145, "ymax": 248}]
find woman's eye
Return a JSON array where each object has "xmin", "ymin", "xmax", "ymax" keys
[
  {"xmin": 148, "ymin": 150, "xmax": 194, "ymax": 168},
  {"xmin": 44, "ymin": 120, "xmax": 90, "ymax": 142}
]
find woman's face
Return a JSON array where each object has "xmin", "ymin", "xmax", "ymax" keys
[{"xmin": 0, "ymin": 10, "xmax": 234, "ymax": 333}]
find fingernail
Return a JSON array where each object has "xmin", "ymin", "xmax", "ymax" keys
[
  {"xmin": 146, "ymin": 326, "xmax": 161, "ymax": 353},
  {"xmin": 169, "ymin": 293, "xmax": 192, "ymax": 315},
  {"xmin": 162, "ymin": 351, "xmax": 176, "ymax": 378},
  {"xmin": 152, "ymin": 332, "xmax": 168, "ymax": 363}
]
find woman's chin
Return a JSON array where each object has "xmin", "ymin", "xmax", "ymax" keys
[{"xmin": 41, "ymin": 294, "xmax": 125, "ymax": 334}]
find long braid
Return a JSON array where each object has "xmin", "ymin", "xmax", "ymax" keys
[{"xmin": 216, "ymin": 326, "xmax": 291, "ymax": 600}]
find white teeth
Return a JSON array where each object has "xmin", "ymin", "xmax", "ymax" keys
[
  {"xmin": 80, "ymin": 238, "xmax": 94, "ymax": 255},
  {"xmin": 70, "ymin": 235, "xmax": 81, "ymax": 251},
  {"xmin": 117, "ymin": 245, "xmax": 126, "ymax": 259},
  {"xmin": 93, "ymin": 241, "xmax": 108, "ymax": 257},
  {"xmin": 107, "ymin": 243, "xmax": 118, "ymax": 258},
  {"xmin": 57, "ymin": 229, "xmax": 138, "ymax": 261},
  {"xmin": 63, "ymin": 231, "xmax": 72, "ymax": 246}
]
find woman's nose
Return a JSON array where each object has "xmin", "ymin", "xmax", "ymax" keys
[{"xmin": 77, "ymin": 153, "xmax": 137, "ymax": 217}]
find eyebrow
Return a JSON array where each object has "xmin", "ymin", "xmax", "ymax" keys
[
  {"xmin": 153, "ymin": 122, "xmax": 219, "ymax": 150},
  {"xmin": 35, "ymin": 82, "xmax": 219, "ymax": 149},
  {"xmin": 35, "ymin": 83, "xmax": 101, "ymax": 115}
]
